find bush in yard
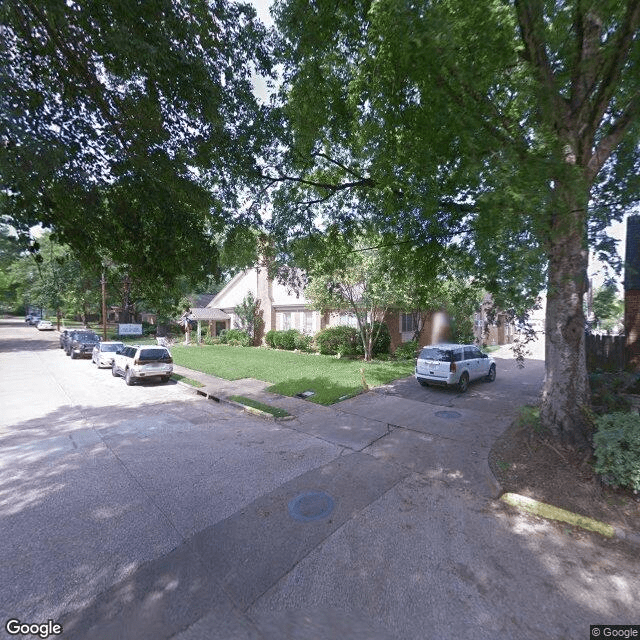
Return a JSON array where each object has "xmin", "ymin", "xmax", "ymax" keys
[
  {"xmin": 265, "ymin": 329, "xmax": 278, "ymax": 348},
  {"xmin": 593, "ymin": 412, "xmax": 640, "ymax": 492},
  {"xmin": 275, "ymin": 329, "xmax": 300, "ymax": 350},
  {"xmin": 589, "ymin": 371, "xmax": 634, "ymax": 414},
  {"xmin": 142, "ymin": 321, "xmax": 157, "ymax": 336},
  {"xmin": 315, "ymin": 326, "xmax": 360, "ymax": 356},
  {"xmin": 295, "ymin": 333, "xmax": 314, "ymax": 352},
  {"xmin": 219, "ymin": 328, "xmax": 251, "ymax": 347},
  {"xmin": 395, "ymin": 339, "xmax": 418, "ymax": 360}
]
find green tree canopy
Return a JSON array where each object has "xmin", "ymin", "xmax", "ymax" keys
[
  {"xmin": 1, "ymin": 0, "xmax": 273, "ymax": 303},
  {"xmin": 268, "ymin": 0, "xmax": 640, "ymax": 444}
]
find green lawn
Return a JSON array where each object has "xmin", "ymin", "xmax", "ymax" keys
[{"xmin": 171, "ymin": 345, "xmax": 415, "ymax": 405}]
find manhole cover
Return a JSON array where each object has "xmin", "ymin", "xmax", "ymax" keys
[
  {"xmin": 435, "ymin": 410, "xmax": 462, "ymax": 419},
  {"xmin": 288, "ymin": 491, "xmax": 335, "ymax": 522}
]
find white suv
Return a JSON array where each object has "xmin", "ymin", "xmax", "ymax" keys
[
  {"xmin": 111, "ymin": 345, "xmax": 173, "ymax": 385},
  {"xmin": 415, "ymin": 343, "xmax": 496, "ymax": 392}
]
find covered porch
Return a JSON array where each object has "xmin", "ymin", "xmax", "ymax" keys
[{"xmin": 189, "ymin": 307, "xmax": 230, "ymax": 343}]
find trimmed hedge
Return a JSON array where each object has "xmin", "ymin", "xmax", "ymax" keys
[
  {"xmin": 218, "ymin": 328, "xmax": 252, "ymax": 347},
  {"xmin": 265, "ymin": 329, "xmax": 311, "ymax": 351},
  {"xmin": 315, "ymin": 325, "xmax": 360, "ymax": 356},
  {"xmin": 315, "ymin": 322, "xmax": 391, "ymax": 357},
  {"xmin": 275, "ymin": 329, "xmax": 299, "ymax": 350},
  {"xmin": 265, "ymin": 329, "xmax": 278, "ymax": 348},
  {"xmin": 295, "ymin": 333, "xmax": 313, "ymax": 352}
]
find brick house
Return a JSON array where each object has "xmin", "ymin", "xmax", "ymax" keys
[
  {"xmin": 473, "ymin": 294, "xmax": 517, "ymax": 346},
  {"xmin": 196, "ymin": 266, "xmax": 469, "ymax": 351}
]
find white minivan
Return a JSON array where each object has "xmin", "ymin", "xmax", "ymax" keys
[{"xmin": 415, "ymin": 343, "xmax": 496, "ymax": 392}]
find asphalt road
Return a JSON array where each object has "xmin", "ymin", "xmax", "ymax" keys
[{"xmin": 1, "ymin": 318, "xmax": 638, "ymax": 640}]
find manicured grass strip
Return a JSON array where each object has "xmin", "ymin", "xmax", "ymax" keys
[
  {"xmin": 171, "ymin": 373, "xmax": 205, "ymax": 388},
  {"xmin": 501, "ymin": 493, "xmax": 614, "ymax": 538},
  {"xmin": 171, "ymin": 345, "xmax": 415, "ymax": 405},
  {"xmin": 229, "ymin": 395, "xmax": 291, "ymax": 418}
]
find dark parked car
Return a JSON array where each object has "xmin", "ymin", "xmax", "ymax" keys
[
  {"xmin": 66, "ymin": 331, "xmax": 101, "ymax": 359},
  {"xmin": 59, "ymin": 329, "xmax": 71, "ymax": 349}
]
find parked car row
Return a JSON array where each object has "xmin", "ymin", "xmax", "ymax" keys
[
  {"xmin": 58, "ymin": 328, "xmax": 173, "ymax": 385},
  {"xmin": 25, "ymin": 314, "xmax": 56, "ymax": 330}
]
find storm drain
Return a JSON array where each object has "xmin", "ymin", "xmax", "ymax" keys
[
  {"xmin": 295, "ymin": 390, "xmax": 315, "ymax": 399},
  {"xmin": 288, "ymin": 491, "xmax": 335, "ymax": 522},
  {"xmin": 435, "ymin": 410, "xmax": 462, "ymax": 420}
]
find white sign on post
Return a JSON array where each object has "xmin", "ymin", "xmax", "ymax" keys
[{"xmin": 118, "ymin": 323, "xmax": 143, "ymax": 335}]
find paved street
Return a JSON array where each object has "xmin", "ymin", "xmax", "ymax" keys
[{"xmin": 1, "ymin": 318, "xmax": 638, "ymax": 640}]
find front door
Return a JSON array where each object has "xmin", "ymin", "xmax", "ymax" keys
[{"xmin": 215, "ymin": 321, "xmax": 226, "ymax": 336}]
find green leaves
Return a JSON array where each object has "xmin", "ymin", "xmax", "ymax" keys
[
  {"xmin": 270, "ymin": 0, "xmax": 639, "ymax": 306},
  {"xmin": 1, "ymin": 0, "xmax": 273, "ymax": 292}
]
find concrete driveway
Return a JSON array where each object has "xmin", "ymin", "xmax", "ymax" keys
[
  {"xmin": 253, "ymin": 350, "xmax": 545, "ymax": 498},
  {"xmin": 1, "ymin": 320, "xmax": 638, "ymax": 640}
]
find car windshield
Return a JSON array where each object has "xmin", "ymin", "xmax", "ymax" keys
[
  {"xmin": 101, "ymin": 344, "xmax": 122, "ymax": 352},
  {"xmin": 77, "ymin": 333, "xmax": 99, "ymax": 341},
  {"xmin": 418, "ymin": 347, "xmax": 453, "ymax": 362},
  {"xmin": 138, "ymin": 349, "xmax": 170, "ymax": 361}
]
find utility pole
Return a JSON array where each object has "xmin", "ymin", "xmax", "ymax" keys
[{"xmin": 101, "ymin": 271, "xmax": 107, "ymax": 341}]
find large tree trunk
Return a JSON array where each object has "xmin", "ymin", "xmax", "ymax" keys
[{"xmin": 540, "ymin": 190, "xmax": 590, "ymax": 447}]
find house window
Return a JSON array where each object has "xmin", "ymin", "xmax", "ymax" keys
[
  {"xmin": 339, "ymin": 313, "xmax": 358, "ymax": 328},
  {"xmin": 303, "ymin": 311, "xmax": 314, "ymax": 334},
  {"xmin": 401, "ymin": 313, "xmax": 416, "ymax": 334},
  {"xmin": 282, "ymin": 312, "xmax": 291, "ymax": 330}
]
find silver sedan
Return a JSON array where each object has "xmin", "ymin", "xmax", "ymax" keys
[{"xmin": 92, "ymin": 341, "xmax": 125, "ymax": 368}]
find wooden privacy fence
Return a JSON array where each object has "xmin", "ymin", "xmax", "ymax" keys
[{"xmin": 585, "ymin": 333, "xmax": 627, "ymax": 371}]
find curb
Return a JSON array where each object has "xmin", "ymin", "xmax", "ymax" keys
[
  {"xmin": 223, "ymin": 397, "xmax": 295, "ymax": 422},
  {"xmin": 500, "ymin": 492, "xmax": 640, "ymax": 545},
  {"xmin": 178, "ymin": 382, "xmax": 295, "ymax": 422}
]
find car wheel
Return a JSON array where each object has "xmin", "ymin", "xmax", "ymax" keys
[
  {"xmin": 162, "ymin": 375, "xmax": 171, "ymax": 383},
  {"xmin": 418, "ymin": 379, "xmax": 429, "ymax": 387},
  {"xmin": 457, "ymin": 372, "xmax": 469, "ymax": 393},
  {"xmin": 70, "ymin": 350, "xmax": 77, "ymax": 359},
  {"xmin": 125, "ymin": 368, "xmax": 134, "ymax": 386},
  {"xmin": 111, "ymin": 363, "xmax": 119, "ymax": 377},
  {"xmin": 485, "ymin": 364, "xmax": 496, "ymax": 382}
]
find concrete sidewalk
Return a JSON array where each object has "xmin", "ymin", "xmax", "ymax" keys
[{"xmin": 172, "ymin": 364, "xmax": 507, "ymax": 499}]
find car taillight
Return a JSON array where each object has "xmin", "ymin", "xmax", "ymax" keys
[
  {"xmin": 450, "ymin": 362, "xmax": 456, "ymax": 373},
  {"xmin": 134, "ymin": 359, "xmax": 139, "ymax": 365}
]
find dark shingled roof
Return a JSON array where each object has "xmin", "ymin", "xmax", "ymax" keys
[{"xmin": 625, "ymin": 215, "xmax": 640, "ymax": 291}]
